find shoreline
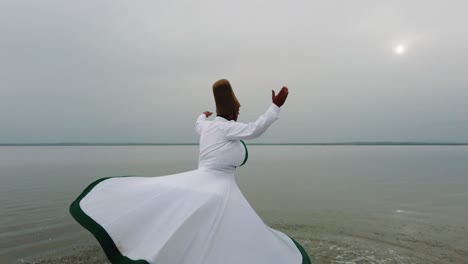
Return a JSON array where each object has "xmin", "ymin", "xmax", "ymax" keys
[
  {"xmin": 1, "ymin": 142, "xmax": 468, "ymax": 146},
  {"xmin": 22, "ymin": 222, "xmax": 468, "ymax": 264}
]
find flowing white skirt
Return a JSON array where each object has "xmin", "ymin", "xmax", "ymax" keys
[{"xmin": 70, "ymin": 168, "xmax": 311, "ymax": 264}]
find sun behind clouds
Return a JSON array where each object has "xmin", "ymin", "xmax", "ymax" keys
[{"xmin": 394, "ymin": 44, "xmax": 406, "ymax": 55}]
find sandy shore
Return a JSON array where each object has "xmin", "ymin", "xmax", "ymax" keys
[
  {"xmin": 23, "ymin": 223, "xmax": 468, "ymax": 264},
  {"xmin": 20, "ymin": 246, "xmax": 107, "ymax": 264}
]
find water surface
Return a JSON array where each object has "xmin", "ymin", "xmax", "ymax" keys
[{"xmin": 0, "ymin": 145, "xmax": 467, "ymax": 263}]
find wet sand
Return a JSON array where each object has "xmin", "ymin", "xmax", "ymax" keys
[{"xmin": 25, "ymin": 218, "xmax": 468, "ymax": 264}]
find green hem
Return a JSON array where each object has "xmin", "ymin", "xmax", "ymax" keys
[
  {"xmin": 290, "ymin": 237, "xmax": 312, "ymax": 264},
  {"xmin": 69, "ymin": 176, "xmax": 149, "ymax": 264},
  {"xmin": 240, "ymin": 140, "xmax": 249, "ymax": 166},
  {"xmin": 70, "ymin": 176, "xmax": 312, "ymax": 264}
]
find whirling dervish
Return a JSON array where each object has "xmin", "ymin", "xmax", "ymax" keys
[{"xmin": 70, "ymin": 79, "xmax": 311, "ymax": 264}]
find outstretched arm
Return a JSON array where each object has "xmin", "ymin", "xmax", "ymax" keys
[{"xmin": 223, "ymin": 87, "xmax": 289, "ymax": 140}]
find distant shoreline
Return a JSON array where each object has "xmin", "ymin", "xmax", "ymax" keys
[{"xmin": 1, "ymin": 142, "xmax": 468, "ymax": 146}]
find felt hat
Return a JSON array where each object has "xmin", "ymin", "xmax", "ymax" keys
[{"xmin": 212, "ymin": 79, "xmax": 241, "ymax": 115}]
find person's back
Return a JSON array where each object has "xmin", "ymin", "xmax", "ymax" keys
[
  {"xmin": 69, "ymin": 79, "xmax": 312, "ymax": 264},
  {"xmin": 197, "ymin": 116, "xmax": 247, "ymax": 173}
]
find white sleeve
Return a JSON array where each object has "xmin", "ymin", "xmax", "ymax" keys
[
  {"xmin": 223, "ymin": 104, "xmax": 280, "ymax": 140},
  {"xmin": 195, "ymin": 114, "xmax": 207, "ymax": 135}
]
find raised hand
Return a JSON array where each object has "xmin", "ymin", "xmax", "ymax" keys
[
  {"xmin": 272, "ymin": 86, "xmax": 289, "ymax": 107},
  {"xmin": 203, "ymin": 111, "xmax": 213, "ymax": 117}
]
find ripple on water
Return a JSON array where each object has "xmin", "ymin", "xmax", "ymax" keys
[
  {"xmin": 271, "ymin": 223, "xmax": 467, "ymax": 264},
  {"xmin": 18, "ymin": 222, "xmax": 468, "ymax": 264},
  {"xmin": 310, "ymin": 236, "xmax": 422, "ymax": 264}
]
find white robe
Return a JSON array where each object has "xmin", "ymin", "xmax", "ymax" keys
[{"xmin": 70, "ymin": 104, "xmax": 311, "ymax": 264}]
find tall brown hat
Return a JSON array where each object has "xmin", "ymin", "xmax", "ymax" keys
[{"xmin": 212, "ymin": 79, "xmax": 241, "ymax": 115}]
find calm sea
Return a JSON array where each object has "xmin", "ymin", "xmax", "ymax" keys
[{"xmin": 0, "ymin": 145, "xmax": 467, "ymax": 263}]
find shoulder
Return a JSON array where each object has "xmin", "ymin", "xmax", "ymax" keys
[{"xmin": 222, "ymin": 120, "xmax": 249, "ymax": 132}]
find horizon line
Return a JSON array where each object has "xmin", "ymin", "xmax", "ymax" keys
[{"xmin": 1, "ymin": 141, "xmax": 468, "ymax": 146}]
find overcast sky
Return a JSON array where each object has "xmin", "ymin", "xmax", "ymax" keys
[{"xmin": 1, "ymin": 0, "xmax": 467, "ymax": 143}]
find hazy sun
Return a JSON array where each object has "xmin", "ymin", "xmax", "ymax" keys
[{"xmin": 394, "ymin": 44, "xmax": 406, "ymax": 55}]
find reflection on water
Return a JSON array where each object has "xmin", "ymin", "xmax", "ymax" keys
[{"xmin": 1, "ymin": 146, "xmax": 467, "ymax": 263}]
